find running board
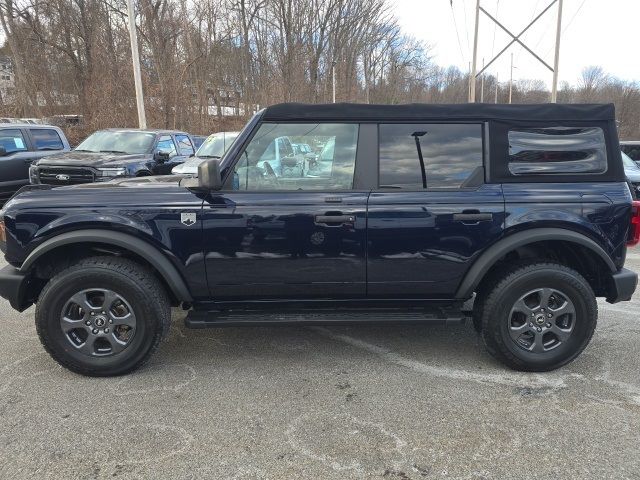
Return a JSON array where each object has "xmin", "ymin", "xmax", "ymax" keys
[{"xmin": 184, "ymin": 308, "xmax": 466, "ymax": 328}]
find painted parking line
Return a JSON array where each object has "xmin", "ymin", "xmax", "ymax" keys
[{"xmin": 311, "ymin": 326, "xmax": 568, "ymax": 390}]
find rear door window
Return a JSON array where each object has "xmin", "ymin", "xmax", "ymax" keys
[
  {"xmin": 378, "ymin": 123, "xmax": 484, "ymax": 189},
  {"xmin": 508, "ymin": 126, "xmax": 607, "ymax": 175},
  {"xmin": 176, "ymin": 134, "xmax": 194, "ymax": 156},
  {"xmin": 156, "ymin": 135, "xmax": 177, "ymax": 157},
  {"xmin": 0, "ymin": 128, "xmax": 28, "ymax": 154},
  {"xmin": 30, "ymin": 128, "xmax": 64, "ymax": 151}
]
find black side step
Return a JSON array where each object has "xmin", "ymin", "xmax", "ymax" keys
[{"xmin": 184, "ymin": 308, "xmax": 466, "ymax": 328}]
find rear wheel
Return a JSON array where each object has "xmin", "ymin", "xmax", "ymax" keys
[
  {"xmin": 479, "ymin": 262, "xmax": 597, "ymax": 371},
  {"xmin": 35, "ymin": 256, "xmax": 170, "ymax": 376}
]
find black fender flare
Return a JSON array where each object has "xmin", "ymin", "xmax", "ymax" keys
[
  {"xmin": 20, "ymin": 229, "xmax": 193, "ymax": 302},
  {"xmin": 455, "ymin": 227, "xmax": 617, "ymax": 299}
]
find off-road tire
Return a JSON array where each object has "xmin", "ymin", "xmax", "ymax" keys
[
  {"xmin": 479, "ymin": 262, "xmax": 597, "ymax": 372},
  {"xmin": 36, "ymin": 256, "xmax": 171, "ymax": 376}
]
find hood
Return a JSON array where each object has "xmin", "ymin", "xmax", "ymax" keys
[
  {"xmin": 34, "ymin": 150, "xmax": 150, "ymax": 167},
  {"xmin": 1, "ymin": 175, "xmax": 196, "ymax": 229},
  {"xmin": 626, "ymin": 170, "xmax": 640, "ymax": 183},
  {"xmin": 172, "ymin": 156, "xmax": 205, "ymax": 175},
  {"xmin": 62, "ymin": 175, "xmax": 182, "ymax": 189}
]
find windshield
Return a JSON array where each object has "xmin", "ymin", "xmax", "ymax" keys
[
  {"xmin": 75, "ymin": 131, "xmax": 156, "ymax": 154},
  {"xmin": 196, "ymin": 132, "xmax": 239, "ymax": 159},
  {"xmin": 622, "ymin": 151, "xmax": 640, "ymax": 171}
]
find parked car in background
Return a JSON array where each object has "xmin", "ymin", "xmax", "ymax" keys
[
  {"xmin": 622, "ymin": 151, "xmax": 640, "ymax": 197},
  {"xmin": 29, "ymin": 128, "xmax": 196, "ymax": 185},
  {"xmin": 191, "ymin": 135, "xmax": 207, "ymax": 150},
  {"xmin": 172, "ymin": 131, "xmax": 239, "ymax": 176},
  {"xmin": 0, "ymin": 123, "xmax": 70, "ymax": 202},
  {"xmin": 253, "ymin": 135, "xmax": 303, "ymax": 177},
  {"xmin": 292, "ymin": 143, "xmax": 312, "ymax": 155},
  {"xmin": 620, "ymin": 141, "xmax": 640, "ymax": 166}
]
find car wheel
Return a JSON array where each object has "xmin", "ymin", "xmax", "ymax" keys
[
  {"xmin": 479, "ymin": 262, "xmax": 597, "ymax": 372},
  {"xmin": 35, "ymin": 256, "xmax": 170, "ymax": 376}
]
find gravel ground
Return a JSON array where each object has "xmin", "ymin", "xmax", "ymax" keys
[{"xmin": 0, "ymin": 254, "xmax": 639, "ymax": 480}]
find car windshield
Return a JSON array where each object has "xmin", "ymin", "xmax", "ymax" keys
[
  {"xmin": 196, "ymin": 132, "xmax": 239, "ymax": 159},
  {"xmin": 75, "ymin": 131, "xmax": 156, "ymax": 154},
  {"xmin": 622, "ymin": 151, "xmax": 640, "ymax": 170}
]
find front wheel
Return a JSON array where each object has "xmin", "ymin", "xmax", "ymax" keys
[
  {"xmin": 478, "ymin": 262, "xmax": 597, "ymax": 372},
  {"xmin": 35, "ymin": 256, "xmax": 171, "ymax": 376}
]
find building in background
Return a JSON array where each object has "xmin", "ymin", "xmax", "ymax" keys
[{"xmin": 0, "ymin": 55, "xmax": 15, "ymax": 106}]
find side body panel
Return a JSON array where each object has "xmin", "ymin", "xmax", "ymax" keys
[
  {"xmin": 202, "ymin": 191, "xmax": 368, "ymax": 299},
  {"xmin": 367, "ymin": 185, "xmax": 505, "ymax": 297},
  {"xmin": 502, "ymin": 182, "xmax": 632, "ymax": 269}
]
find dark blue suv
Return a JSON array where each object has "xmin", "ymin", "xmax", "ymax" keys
[{"xmin": 0, "ymin": 103, "xmax": 637, "ymax": 376}]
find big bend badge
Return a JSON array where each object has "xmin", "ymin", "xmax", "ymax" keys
[{"xmin": 181, "ymin": 212, "xmax": 196, "ymax": 226}]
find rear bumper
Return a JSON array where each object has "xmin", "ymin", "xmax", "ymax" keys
[
  {"xmin": 607, "ymin": 267, "xmax": 638, "ymax": 304},
  {"xmin": 0, "ymin": 265, "xmax": 32, "ymax": 312}
]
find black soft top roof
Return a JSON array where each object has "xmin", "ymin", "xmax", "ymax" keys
[{"xmin": 262, "ymin": 102, "xmax": 615, "ymax": 122}]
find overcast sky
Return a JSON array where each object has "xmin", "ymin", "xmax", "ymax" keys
[{"xmin": 392, "ymin": 0, "xmax": 638, "ymax": 88}]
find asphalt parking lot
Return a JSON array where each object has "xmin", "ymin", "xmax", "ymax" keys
[{"xmin": 0, "ymin": 255, "xmax": 639, "ymax": 480}]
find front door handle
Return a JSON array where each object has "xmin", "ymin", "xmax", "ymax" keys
[
  {"xmin": 453, "ymin": 212, "xmax": 493, "ymax": 223},
  {"xmin": 314, "ymin": 214, "xmax": 355, "ymax": 226}
]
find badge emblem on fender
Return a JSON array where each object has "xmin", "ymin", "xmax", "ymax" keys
[{"xmin": 181, "ymin": 212, "xmax": 196, "ymax": 226}]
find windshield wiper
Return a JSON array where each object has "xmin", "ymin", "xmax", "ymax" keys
[
  {"xmin": 99, "ymin": 150, "xmax": 129, "ymax": 154},
  {"xmin": 73, "ymin": 149, "xmax": 95, "ymax": 152},
  {"xmin": 197, "ymin": 154, "xmax": 221, "ymax": 159}
]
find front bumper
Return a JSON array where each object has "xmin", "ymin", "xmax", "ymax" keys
[
  {"xmin": 0, "ymin": 265, "xmax": 32, "ymax": 311},
  {"xmin": 607, "ymin": 267, "xmax": 638, "ymax": 303}
]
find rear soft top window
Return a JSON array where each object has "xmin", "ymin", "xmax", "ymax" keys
[{"xmin": 508, "ymin": 126, "xmax": 607, "ymax": 175}]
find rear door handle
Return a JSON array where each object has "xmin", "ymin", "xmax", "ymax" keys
[
  {"xmin": 453, "ymin": 212, "xmax": 493, "ymax": 223},
  {"xmin": 315, "ymin": 214, "xmax": 355, "ymax": 226}
]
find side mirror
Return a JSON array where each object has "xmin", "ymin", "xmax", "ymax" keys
[
  {"xmin": 198, "ymin": 158, "xmax": 222, "ymax": 190},
  {"xmin": 154, "ymin": 151, "xmax": 170, "ymax": 163},
  {"xmin": 0, "ymin": 146, "xmax": 7, "ymax": 157}
]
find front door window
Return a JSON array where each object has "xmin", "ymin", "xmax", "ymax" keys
[{"xmin": 230, "ymin": 123, "xmax": 358, "ymax": 191}]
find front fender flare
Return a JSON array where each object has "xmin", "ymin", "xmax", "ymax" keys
[
  {"xmin": 20, "ymin": 229, "xmax": 193, "ymax": 302},
  {"xmin": 455, "ymin": 228, "xmax": 617, "ymax": 299}
]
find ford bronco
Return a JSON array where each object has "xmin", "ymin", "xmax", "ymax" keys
[{"xmin": 0, "ymin": 103, "xmax": 637, "ymax": 376}]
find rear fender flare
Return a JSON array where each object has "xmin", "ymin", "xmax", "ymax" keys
[{"xmin": 455, "ymin": 228, "xmax": 616, "ymax": 299}]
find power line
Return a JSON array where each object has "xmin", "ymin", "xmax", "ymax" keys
[
  {"xmin": 544, "ymin": 0, "xmax": 587, "ymax": 55},
  {"xmin": 490, "ymin": 0, "xmax": 500, "ymax": 58},
  {"xmin": 560, "ymin": 0, "xmax": 587, "ymax": 35},
  {"xmin": 461, "ymin": 0, "xmax": 471, "ymax": 55},
  {"xmin": 449, "ymin": 0, "xmax": 467, "ymax": 64}
]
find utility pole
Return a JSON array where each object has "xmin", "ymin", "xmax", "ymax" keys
[
  {"xmin": 126, "ymin": 0, "xmax": 146, "ymax": 129},
  {"xmin": 469, "ymin": 0, "xmax": 481, "ymax": 102},
  {"xmin": 551, "ymin": 0, "xmax": 563, "ymax": 102},
  {"xmin": 509, "ymin": 52, "xmax": 514, "ymax": 104},
  {"xmin": 494, "ymin": 73, "xmax": 498, "ymax": 103},
  {"xmin": 332, "ymin": 61, "xmax": 336, "ymax": 103},
  {"xmin": 467, "ymin": 62, "xmax": 471, "ymax": 100},
  {"xmin": 469, "ymin": 0, "xmax": 563, "ymax": 104},
  {"xmin": 480, "ymin": 58, "xmax": 485, "ymax": 102}
]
